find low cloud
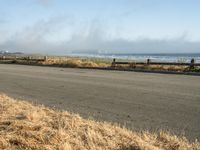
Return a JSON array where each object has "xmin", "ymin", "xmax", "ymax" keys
[{"xmin": 0, "ymin": 16, "xmax": 200, "ymax": 54}]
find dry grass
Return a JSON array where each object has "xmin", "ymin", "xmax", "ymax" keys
[
  {"xmin": 114, "ymin": 64, "xmax": 189, "ymax": 72},
  {"xmin": 41, "ymin": 57, "xmax": 110, "ymax": 68},
  {"xmin": 0, "ymin": 56, "xmax": 110, "ymax": 68},
  {"xmin": 0, "ymin": 55, "xmax": 197, "ymax": 72},
  {"xmin": 144, "ymin": 65, "xmax": 188, "ymax": 72},
  {"xmin": 0, "ymin": 94, "xmax": 199, "ymax": 150}
]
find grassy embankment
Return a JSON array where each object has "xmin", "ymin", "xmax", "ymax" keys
[
  {"xmin": 43, "ymin": 57, "xmax": 199, "ymax": 72},
  {"xmin": 0, "ymin": 94, "xmax": 199, "ymax": 150},
  {"xmin": 1, "ymin": 55, "xmax": 200, "ymax": 72},
  {"xmin": 0, "ymin": 56, "xmax": 111, "ymax": 68}
]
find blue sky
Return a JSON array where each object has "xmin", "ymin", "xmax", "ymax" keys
[{"xmin": 0, "ymin": 0, "xmax": 200, "ymax": 54}]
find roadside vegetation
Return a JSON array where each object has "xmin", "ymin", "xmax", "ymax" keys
[
  {"xmin": 0, "ymin": 55, "xmax": 199, "ymax": 73},
  {"xmin": 0, "ymin": 94, "xmax": 199, "ymax": 150},
  {"xmin": 189, "ymin": 66, "xmax": 200, "ymax": 72},
  {"xmin": 41, "ymin": 57, "xmax": 111, "ymax": 68},
  {"xmin": 112, "ymin": 64, "xmax": 190, "ymax": 72}
]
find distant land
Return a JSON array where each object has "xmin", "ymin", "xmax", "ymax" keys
[{"xmin": 0, "ymin": 50, "xmax": 23, "ymax": 55}]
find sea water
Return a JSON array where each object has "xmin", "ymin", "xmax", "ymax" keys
[{"xmin": 70, "ymin": 53, "xmax": 200, "ymax": 63}]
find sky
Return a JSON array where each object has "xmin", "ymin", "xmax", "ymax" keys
[{"xmin": 0, "ymin": 0, "xmax": 200, "ymax": 54}]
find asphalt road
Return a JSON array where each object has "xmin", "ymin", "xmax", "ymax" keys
[{"xmin": 0, "ymin": 64, "xmax": 199, "ymax": 140}]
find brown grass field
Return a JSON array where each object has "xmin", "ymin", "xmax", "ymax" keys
[{"xmin": 0, "ymin": 94, "xmax": 199, "ymax": 150}]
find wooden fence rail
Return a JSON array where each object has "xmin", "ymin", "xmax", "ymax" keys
[
  {"xmin": 112, "ymin": 58, "xmax": 200, "ymax": 68},
  {"xmin": 0, "ymin": 56, "xmax": 47, "ymax": 62}
]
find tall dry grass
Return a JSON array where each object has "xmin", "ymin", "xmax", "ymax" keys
[
  {"xmin": 41, "ymin": 57, "xmax": 110, "ymax": 68},
  {"xmin": 1, "ymin": 55, "xmax": 198, "ymax": 72},
  {"xmin": 0, "ymin": 94, "xmax": 199, "ymax": 150}
]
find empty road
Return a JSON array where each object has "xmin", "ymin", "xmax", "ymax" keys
[{"xmin": 0, "ymin": 64, "xmax": 199, "ymax": 140}]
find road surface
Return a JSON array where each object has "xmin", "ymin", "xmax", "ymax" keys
[{"xmin": 0, "ymin": 64, "xmax": 199, "ymax": 140}]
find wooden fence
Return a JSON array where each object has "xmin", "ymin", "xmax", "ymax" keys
[
  {"xmin": 1, "ymin": 55, "xmax": 200, "ymax": 69},
  {"xmin": 112, "ymin": 58, "xmax": 200, "ymax": 68},
  {"xmin": 0, "ymin": 56, "xmax": 47, "ymax": 62}
]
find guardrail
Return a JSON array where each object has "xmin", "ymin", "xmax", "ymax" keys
[{"xmin": 112, "ymin": 58, "xmax": 200, "ymax": 68}]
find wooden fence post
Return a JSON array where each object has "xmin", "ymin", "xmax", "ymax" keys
[
  {"xmin": 44, "ymin": 56, "xmax": 48, "ymax": 61},
  {"xmin": 147, "ymin": 59, "xmax": 151, "ymax": 65},
  {"xmin": 190, "ymin": 58, "xmax": 195, "ymax": 69},
  {"xmin": 112, "ymin": 58, "xmax": 116, "ymax": 67}
]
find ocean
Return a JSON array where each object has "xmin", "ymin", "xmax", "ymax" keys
[{"xmin": 70, "ymin": 53, "xmax": 200, "ymax": 63}]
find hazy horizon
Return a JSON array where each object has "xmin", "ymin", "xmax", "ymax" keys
[{"xmin": 0, "ymin": 0, "xmax": 200, "ymax": 54}]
